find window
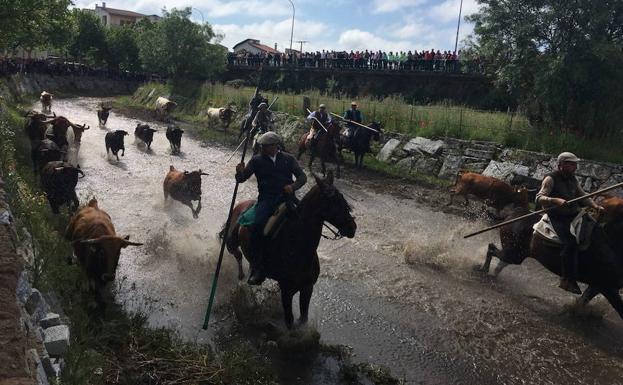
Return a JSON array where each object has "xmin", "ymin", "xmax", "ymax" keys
[{"xmin": 102, "ymin": 15, "xmax": 107, "ymax": 25}]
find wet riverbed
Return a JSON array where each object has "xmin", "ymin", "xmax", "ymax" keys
[{"xmin": 45, "ymin": 98, "xmax": 623, "ymax": 384}]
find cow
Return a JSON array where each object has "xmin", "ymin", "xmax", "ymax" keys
[
  {"xmin": 64, "ymin": 199, "xmax": 143, "ymax": 308},
  {"xmin": 163, "ymin": 165, "xmax": 208, "ymax": 219},
  {"xmin": 165, "ymin": 125, "xmax": 184, "ymax": 154},
  {"xmin": 40, "ymin": 91, "xmax": 53, "ymax": 112},
  {"xmin": 44, "ymin": 116, "xmax": 90, "ymax": 159},
  {"xmin": 155, "ymin": 97, "xmax": 177, "ymax": 122},
  {"xmin": 596, "ymin": 195, "xmax": 623, "ymax": 224},
  {"xmin": 207, "ymin": 105, "xmax": 236, "ymax": 129},
  {"xmin": 448, "ymin": 172, "xmax": 530, "ymax": 215},
  {"xmin": 40, "ymin": 161, "xmax": 84, "ymax": 214},
  {"xmin": 32, "ymin": 139, "xmax": 64, "ymax": 173},
  {"xmin": 134, "ymin": 123, "xmax": 157, "ymax": 149},
  {"xmin": 97, "ymin": 105, "xmax": 112, "ymax": 126},
  {"xmin": 105, "ymin": 130, "xmax": 129, "ymax": 161}
]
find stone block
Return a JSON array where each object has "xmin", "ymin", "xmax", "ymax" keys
[
  {"xmin": 483, "ymin": 160, "xmax": 530, "ymax": 183},
  {"xmin": 395, "ymin": 157, "xmax": 413, "ymax": 171},
  {"xmin": 17, "ymin": 270, "xmax": 32, "ymax": 304},
  {"xmin": 44, "ymin": 325, "xmax": 70, "ymax": 356},
  {"xmin": 377, "ymin": 139, "xmax": 401, "ymax": 162},
  {"xmin": 29, "ymin": 349, "xmax": 50, "ymax": 385},
  {"xmin": 403, "ymin": 137, "xmax": 445, "ymax": 156},
  {"xmin": 463, "ymin": 148, "xmax": 495, "ymax": 160},
  {"xmin": 26, "ymin": 289, "xmax": 50, "ymax": 323},
  {"xmin": 412, "ymin": 157, "xmax": 439, "ymax": 175},
  {"xmin": 576, "ymin": 161, "xmax": 612, "ymax": 181},
  {"xmin": 500, "ymin": 148, "xmax": 551, "ymax": 164},
  {"xmin": 599, "ymin": 174, "xmax": 623, "ymax": 198},
  {"xmin": 40, "ymin": 313, "xmax": 61, "ymax": 329},
  {"xmin": 462, "ymin": 162, "xmax": 489, "ymax": 174},
  {"xmin": 438, "ymin": 155, "xmax": 464, "ymax": 179}
]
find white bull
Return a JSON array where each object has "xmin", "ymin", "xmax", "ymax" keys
[
  {"xmin": 40, "ymin": 91, "xmax": 53, "ymax": 113},
  {"xmin": 155, "ymin": 97, "xmax": 177, "ymax": 122},
  {"xmin": 207, "ymin": 105, "xmax": 236, "ymax": 129}
]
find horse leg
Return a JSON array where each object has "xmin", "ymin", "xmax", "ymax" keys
[
  {"xmin": 233, "ymin": 248, "xmax": 245, "ymax": 280},
  {"xmin": 493, "ymin": 261, "xmax": 509, "ymax": 276},
  {"xmin": 298, "ymin": 284, "xmax": 314, "ymax": 325},
  {"xmin": 279, "ymin": 284, "xmax": 295, "ymax": 329},
  {"xmin": 577, "ymin": 285, "xmax": 600, "ymax": 306},
  {"xmin": 321, "ymin": 158, "xmax": 326, "ymax": 177},
  {"xmin": 479, "ymin": 243, "xmax": 497, "ymax": 273},
  {"xmin": 600, "ymin": 289, "xmax": 623, "ymax": 320}
]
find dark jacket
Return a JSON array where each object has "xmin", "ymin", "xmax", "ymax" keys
[{"xmin": 236, "ymin": 151, "xmax": 307, "ymax": 200}]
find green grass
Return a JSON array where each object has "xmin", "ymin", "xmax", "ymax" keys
[{"xmin": 123, "ymin": 81, "xmax": 623, "ymax": 164}]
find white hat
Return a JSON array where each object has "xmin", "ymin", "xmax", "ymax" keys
[
  {"xmin": 319, "ymin": 104, "xmax": 326, "ymax": 108},
  {"xmin": 557, "ymin": 152, "xmax": 580, "ymax": 164}
]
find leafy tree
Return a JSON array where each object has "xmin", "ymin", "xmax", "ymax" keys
[
  {"xmin": 68, "ymin": 9, "xmax": 107, "ymax": 65},
  {"xmin": 468, "ymin": 0, "xmax": 623, "ymax": 138},
  {"xmin": 137, "ymin": 7, "xmax": 226, "ymax": 79},
  {"xmin": 105, "ymin": 26, "xmax": 140, "ymax": 72}
]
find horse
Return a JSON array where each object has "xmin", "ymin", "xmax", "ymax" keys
[
  {"xmin": 480, "ymin": 207, "xmax": 623, "ymax": 320},
  {"xmin": 297, "ymin": 121, "xmax": 342, "ymax": 178},
  {"xmin": 222, "ymin": 172, "xmax": 357, "ymax": 328},
  {"xmin": 338, "ymin": 122, "xmax": 383, "ymax": 169}
]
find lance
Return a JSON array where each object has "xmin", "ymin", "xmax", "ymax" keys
[
  {"xmin": 306, "ymin": 108, "xmax": 329, "ymax": 133},
  {"xmin": 329, "ymin": 111, "xmax": 380, "ymax": 133},
  {"xmin": 203, "ymin": 65, "xmax": 265, "ymax": 330},
  {"xmin": 463, "ymin": 181, "xmax": 623, "ymax": 239}
]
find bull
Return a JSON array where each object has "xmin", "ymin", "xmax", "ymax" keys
[
  {"xmin": 134, "ymin": 123, "xmax": 157, "ymax": 149},
  {"xmin": 65, "ymin": 199, "xmax": 142, "ymax": 308},
  {"xmin": 97, "ymin": 105, "xmax": 112, "ymax": 126},
  {"xmin": 596, "ymin": 195, "xmax": 623, "ymax": 224},
  {"xmin": 32, "ymin": 139, "xmax": 64, "ymax": 174},
  {"xmin": 207, "ymin": 105, "xmax": 236, "ymax": 129},
  {"xmin": 24, "ymin": 110, "xmax": 54, "ymax": 142},
  {"xmin": 40, "ymin": 161, "xmax": 84, "ymax": 213},
  {"xmin": 163, "ymin": 165, "xmax": 208, "ymax": 219},
  {"xmin": 448, "ymin": 172, "xmax": 530, "ymax": 215},
  {"xmin": 105, "ymin": 130, "xmax": 129, "ymax": 161},
  {"xmin": 165, "ymin": 125, "xmax": 184, "ymax": 154},
  {"xmin": 43, "ymin": 116, "xmax": 90, "ymax": 164},
  {"xmin": 40, "ymin": 91, "xmax": 53, "ymax": 112},
  {"xmin": 155, "ymin": 97, "xmax": 177, "ymax": 122}
]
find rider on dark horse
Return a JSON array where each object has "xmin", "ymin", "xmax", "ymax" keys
[
  {"xmin": 235, "ymin": 132, "xmax": 307, "ymax": 285},
  {"xmin": 306, "ymin": 104, "xmax": 332, "ymax": 156},
  {"xmin": 251, "ymin": 102, "xmax": 274, "ymax": 135},
  {"xmin": 342, "ymin": 101, "xmax": 363, "ymax": 147},
  {"xmin": 536, "ymin": 152, "xmax": 604, "ymax": 294}
]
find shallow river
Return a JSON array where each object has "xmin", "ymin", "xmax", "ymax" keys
[{"xmin": 46, "ymin": 98, "xmax": 623, "ymax": 384}]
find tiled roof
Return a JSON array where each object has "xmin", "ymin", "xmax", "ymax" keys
[{"xmin": 97, "ymin": 6, "xmax": 146, "ymax": 18}]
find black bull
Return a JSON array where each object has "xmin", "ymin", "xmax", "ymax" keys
[
  {"xmin": 40, "ymin": 161, "xmax": 84, "ymax": 213},
  {"xmin": 481, "ymin": 207, "xmax": 623, "ymax": 320}
]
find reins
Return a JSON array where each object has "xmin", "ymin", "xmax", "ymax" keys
[{"xmin": 321, "ymin": 223, "xmax": 343, "ymax": 240}]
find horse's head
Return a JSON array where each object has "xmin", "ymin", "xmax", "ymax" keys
[
  {"xmin": 311, "ymin": 171, "xmax": 357, "ymax": 238},
  {"xmin": 369, "ymin": 122, "xmax": 383, "ymax": 142},
  {"xmin": 328, "ymin": 122, "xmax": 342, "ymax": 139}
]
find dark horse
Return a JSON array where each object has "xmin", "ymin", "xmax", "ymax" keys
[
  {"xmin": 338, "ymin": 122, "xmax": 383, "ymax": 169},
  {"xmin": 223, "ymin": 172, "xmax": 357, "ymax": 328},
  {"xmin": 297, "ymin": 122, "xmax": 342, "ymax": 178},
  {"xmin": 481, "ymin": 207, "xmax": 623, "ymax": 320}
]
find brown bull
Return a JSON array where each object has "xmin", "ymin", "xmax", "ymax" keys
[
  {"xmin": 449, "ymin": 172, "xmax": 530, "ymax": 215},
  {"xmin": 596, "ymin": 195, "xmax": 623, "ymax": 224},
  {"xmin": 65, "ymin": 199, "xmax": 142, "ymax": 307},
  {"xmin": 163, "ymin": 165, "xmax": 208, "ymax": 218}
]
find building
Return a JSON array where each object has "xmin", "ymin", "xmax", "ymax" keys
[
  {"xmin": 93, "ymin": 2, "xmax": 160, "ymax": 27},
  {"xmin": 233, "ymin": 39, "xmax": 280, "ymax": 55}
]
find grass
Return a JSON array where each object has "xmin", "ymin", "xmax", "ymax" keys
[
  {"xmin": 122, "ymin": 81, "xmax": 623, "ymax": 164},
  {"xmin": 0, "ymin": 95, "xmax": 278, "ymax": 385}
]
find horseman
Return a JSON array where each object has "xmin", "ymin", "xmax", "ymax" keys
[
  {"xmin": 342, "ymin": 101, "xmax": 363, "ymax": 146},
  {"xmin": 251, "ymin": 102, "xmax": 274, "ymax": 134},
  {"xmin": 535, "ymin": 152, "xmax": 604, "ymax": 294},
  {"xmin": 235, "ymin": 132, "xmax": 307, "ymax": 285},
  {"xmin": 306, "ymin": 104, "xmax": 332, "ymax": 156}
]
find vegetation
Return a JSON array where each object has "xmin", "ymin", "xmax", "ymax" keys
[
  {"xmin": 467, "ymin": 0, "xmax": 623, "ymax": 140},
  {"xmin": 121, "ymin": 81, "xmax": 623, "ymax": 163}
]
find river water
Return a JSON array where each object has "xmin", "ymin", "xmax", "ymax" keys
[{"xmin": 45, "ymin": 98, "xmax": 623, "ymax": 385}]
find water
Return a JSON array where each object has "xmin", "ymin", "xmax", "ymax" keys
[{"xmin": 46, "ymin": 98, "xmax": 623, "ymax": 384}]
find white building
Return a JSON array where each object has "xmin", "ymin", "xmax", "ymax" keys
[
  {"xmin": 93, "ymin": 2, "xmax": 160, "ymax": 27},
  {"xmin": 233, "ymin": 39, "xmax": 280, "ymax": 55}
]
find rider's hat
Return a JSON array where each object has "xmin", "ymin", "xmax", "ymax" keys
[
  {"xmin": 257, "ymin": 131, "xmax": 281, "ymax": 145},
  {"xmin": 319, "ymin": 103, "xmax": 326, "ymax": 109},
  {"xmin": 258, "ymin": 102, "xmax": 268, "ymax": 108},
  {"xmin": 557, "ymin": 152, "xmax": 580, "ymax": 164},
  {"xmin": 351, "ymin": 101, "xmax": 357, "ymax": 106}
]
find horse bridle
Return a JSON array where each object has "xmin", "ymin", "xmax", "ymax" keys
[{"xmin": 321, "ymin": 223, "xmax": 343, "ymax": 240}]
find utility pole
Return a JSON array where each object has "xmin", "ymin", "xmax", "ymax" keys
[
  {"xmin": 454, "ymin": 0, "xmax": 463, "ymax": 54},
  {"xmin": 287, "ymin": 0, "xmax": 295, "ymax": 53},
  {"xmin": 296, "ymin": 40, "xmax": 308, "ymax": 53}
]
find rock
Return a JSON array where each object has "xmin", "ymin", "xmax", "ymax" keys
[
  {"xmin": 377, "ymin": 139, "xmax": 401, "ymax": 162},
  {"xmin": 26, "ymin": 289, "xmax": 50, "ymax": 322},
  {"xmin": 29, "ymin": 349, "xmax": 50, "ymax": 385},
  {"xmin": 17, "ymin": 270, "xmax": 32, "ymax": 304},
  {"xmin": 462, "ymin": 162, "xmax": 489, "ymax": 174},
  {"xmin": 40, "ymin": 350, "xmax": 56, "ymax": 379},
  {"xmin": 531, "ymin": 163, "xmax": 553, "ymax": 181},
  {"xmin": 576, "ymin": 161, "xmax": 612, "ymax": 181},
  {"xmin": 403, "ymin": 137, "xmax": 445, "ymax": 156},
  {"xmin": 583, "ymin": 177, "xmax": 593, "ymax": 192},
  {"xmin": 395, "ymin": 157, "xmax": 413, "ymax": 170},
  {"xmin": 40, "ymin": 313, "xmax": 61, "ymax": 329},
  {"xmin": 599, "ymin": 174, "xmax": 623, "ymax": 197},
  {"xmin": 438, "ymin": 155, "xmax": 463, "ymax": 179},
  {"xmin": 463, "ymin": 148, "xmax": 495, "ymax": 160},
  {"xmin": 44, "ymin": 325, "xmax": 70, "ymax": 356},
  {"xmin": 483, "ymin": 160, "xmax": 530, "ymax": 182},
  {"xmin": 412, "ymin": 157, "xmax": 440, "ymax": 175},
  {"xmin": 500, "ymin": 148, "xmax": 551, "ymax": 164}
]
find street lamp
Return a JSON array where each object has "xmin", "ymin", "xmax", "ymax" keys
[
  {"xmin": 453, "ymin": 0, "xmax": 463, "ymax": 54},
  {"xmin": 287, "ymin": 0, "xmax": 295, "ymax": 52}
]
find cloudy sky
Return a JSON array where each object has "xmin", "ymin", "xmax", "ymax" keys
[{"xmin": 74, "ymin": 0, "xmax": 481, "ymax": 52}]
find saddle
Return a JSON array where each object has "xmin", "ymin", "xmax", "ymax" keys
[
  {"xmin": 533, "ymin": 210, "xmax": 596, "ymax": 251},
  {"xmin": 237, "ymin": 202, "xmax": 291, "ymax": 239}
]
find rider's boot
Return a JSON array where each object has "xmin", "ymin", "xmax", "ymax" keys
[
  {"xmin": 247, "ymin": 227, "xmax": 266, "ymax": 286},
  {"xmin": 559, "ymin": 244, "xmax": 581, "ymax": 294}
]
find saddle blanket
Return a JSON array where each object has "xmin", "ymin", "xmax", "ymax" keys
[
  {"xmin": 238, "ymin": 203, "xmax": 288, "ymax": 238},
  {"xmin": 533, "ymin": 210, "xmax": 595, "ymax": 250}
]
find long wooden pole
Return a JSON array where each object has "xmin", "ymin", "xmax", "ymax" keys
[
  {"xmin": 329, "ymin": 111, "xmax": 380, "ymax": 133},
  {"xmin": 306, "ymin": 108, "xmax": 328, "ymax": 133},
  {"xmin": 463, "ymin": 181, "xmax": 623, "ymax": 239}
]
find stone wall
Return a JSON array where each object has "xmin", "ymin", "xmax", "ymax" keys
[{"xmin": 377, "ymin": 135, "xmax": 623, "ymax": 196}]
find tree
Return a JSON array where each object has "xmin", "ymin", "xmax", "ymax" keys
[
  {"xmin": 137, "ymin": 8, "xmax": 226, "ymax": 79},
  {"xmin": 468, "ymin": 0, "xmax": 623, "ymax": 138},
  {"xmin": 105, "ymin": 26, "xmax": 140, "ymax": 72},
  {"xmin": 68, "ymin": 9, "xmax": 107, "ymax": 65}
]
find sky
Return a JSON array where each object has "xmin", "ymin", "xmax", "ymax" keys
[{"xmin": 73, "ymin": 0, "xmax": 481, "ymax": 53}]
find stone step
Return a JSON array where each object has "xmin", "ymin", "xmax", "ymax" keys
[{"xmin": 463, "ymin": 148, "xmax": 496, "ymax": 160}]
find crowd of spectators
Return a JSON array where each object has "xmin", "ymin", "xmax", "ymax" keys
[
  {"xmin": 227, "ymin": 49, "xmax": 484, "ymax": 74},
  {"xmin": 0, "ymin": 58, "xmax": 152, "ymax": 81}
]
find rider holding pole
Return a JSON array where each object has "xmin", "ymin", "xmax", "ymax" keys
[
  {"xmin": 343, "ymin": 101, "xmax": 363, "ymax": 144},
  {"xmin": 235, "ymin": 132, "xmax": 307, "ymax": 285},
  {"xmin": 306, "ymin": 104, "xmax": 331, "ymax": 156}
]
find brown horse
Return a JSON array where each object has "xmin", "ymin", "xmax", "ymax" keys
[
  {"xmin": 222, "ymin": 172, "xmax": 357, "ymax": 328},
  {"xmin": 481, "ymin": 207, "xmax": 623, "ymax": 320},
  {"xmin": 297, "ymin": 122, "xmax": 342, "ymax": 178}
]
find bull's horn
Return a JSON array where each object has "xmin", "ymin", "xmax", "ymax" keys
[
  {"xmin": 76, "ymin": 238, "xmax": 101, "ymax": 245},
  {"xmin": 54, "ymin": 166, "xmax": 64, "ymax": 171},
  {"xmin": 200, "ymin": 172, "xmax": 209, "ymax": 176},
  {"xmin": 41, "ymin": 117, "xmax": 57, "ymax": 124},
  {"xmin": 77, "ymin": 169, "xmax": 85, "ymax": 178}
]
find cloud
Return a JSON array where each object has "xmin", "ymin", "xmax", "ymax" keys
[
  {"xmin": 372, "ymin": 0, "xmax": 427, "ymax": 13},
  {"xmin": 337, "ymin": 29, "xmax": 412, "ymax": 51},
  {"xmin": 428, "ymin": 0, "xmax": 480, "ymax": 23}
]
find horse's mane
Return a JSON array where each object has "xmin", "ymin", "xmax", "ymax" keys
[{"xmin": 298, "ymin": 183, "xmax": 352, "ymax": 213}]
